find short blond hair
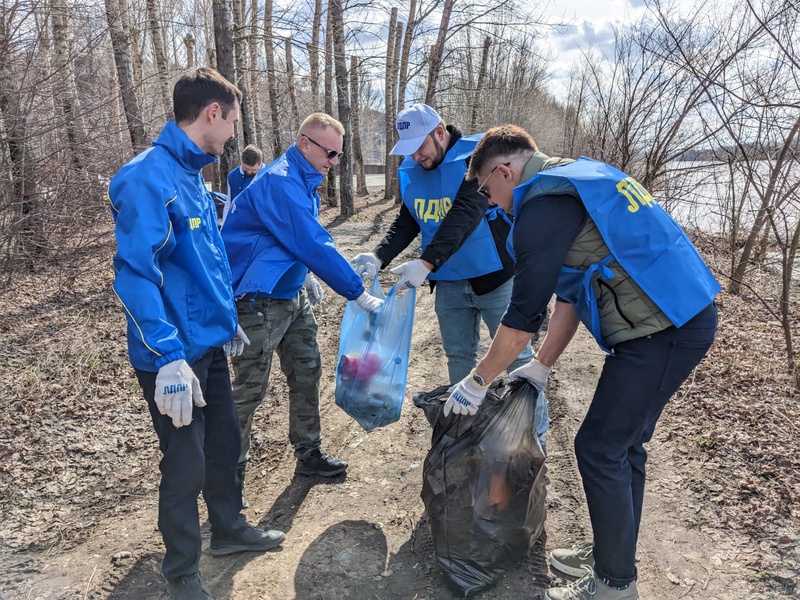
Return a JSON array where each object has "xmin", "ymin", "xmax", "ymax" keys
[{"xmin": 299, "ymin": 112, "xmax": 344, "ymax": 136}]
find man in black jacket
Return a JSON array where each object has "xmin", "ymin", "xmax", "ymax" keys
[{"xmin": 351, "ymin": 104, "xmax": 548, "ymax": 446}]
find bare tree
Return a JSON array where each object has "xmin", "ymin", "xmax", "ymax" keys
[
  {"xmin": 324, "ymin": 2, "xmax": 337, "ymax": 207},
  {"xmin": 383, "ymin": 7, "xmax": 398, "ymax": 201},
  {"xmin": 330, "ymin": 0, "xmax": 354, "ymax": 216},
  {"xmin": 145, "ymin": 0, "xmax": 173, "ymax": 121},
  {"xmin": 423, "ymin": 0, "xmax": 454, "ymax": 105},
  {"xmin": 51, "ymin": 0, "xmax": 87, "ymax": 168},
  {"xmin": 105, "ymin": 0, "xmax": 147, "ymax": 153},
  {"xmin": 233, "ymin": 0, "xmax": 256, "ymax": 145},
  {"xmin": 308, "ymin": 0, "xmax": 323, "ymax": 113},
  {"xmin": 350, "ymin": 55, "xmax": 368, "ymax": 196},
  {"xmin": 469, "ymin": 36, "xmax": 491, "ymax": 132},
  {"xmin": 212, "ymin": 0, "xmax": 238, "ymax": 190},
  {"xmin": 248, "ymin": 0, "xmax": 262, "ymax": 149},
  {"xmin": 264, "ymin": 0, "xmax": 282, "ymax": 157},
  {"xmin": 284, "ymin": 37, "xmax": 300, "ymax": 133},
  {"xmin": 396, "ymin": 0, "xmax": 417, "ymax": 111}
]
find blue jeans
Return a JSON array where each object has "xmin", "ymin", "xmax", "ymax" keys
[
  {"xmin": 434, "ymin": 278, "xmax": 549, "ymax": 450},
  {"xmin": 576, "ymin": 303, "xmax": 718, "ymax": 588},
  {"xmin": 135, "ymin": 349, "xmax": 245, "ymax": 581}
]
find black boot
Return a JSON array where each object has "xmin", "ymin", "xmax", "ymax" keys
[
  {"xmin": 295, "ymin": 449, "xmax": 348, "ymax": 477},
  {"xmin": 237, "ymin": 463, "xmax": 248, "ymax": 509}
]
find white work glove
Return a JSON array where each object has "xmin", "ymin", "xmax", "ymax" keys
[
  {"xmin": 390, "ymin": 259, "xmax": 432, "ymax": 291},
  {"xmin": 351, "ymin": 252, "xmax": 382, "ymax": 280},
  {"xmin": 304, "ymin": 272, "xmax": 324, "ymax": 306},
  {"xmin": 154, "ymin": 359, "xmax": 206, "ymax": 428},
  {"xmin": 509, "ymin": 358, "xmax": 551, "ymax": 392},
  {"xmin": 223, "ymin": 324, "xmax": 250, "ymax": 358},
  {"xmin": 354, "ymin": 291, "xmax": 384, "ymax": 314},
  {"xmin": 443, "ymin": 370, "xmax": 490, "ymax": 417}
]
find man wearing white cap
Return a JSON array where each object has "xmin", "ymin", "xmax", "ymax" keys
[{"xmin": 351, "ymin": 103, "xmax": 548, "ymax": 448}]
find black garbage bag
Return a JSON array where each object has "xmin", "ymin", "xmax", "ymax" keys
[{"xmin": 413, "ymin": 379, "xmax": 547, "ymax": 597}]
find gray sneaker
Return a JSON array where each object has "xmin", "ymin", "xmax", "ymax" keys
[
  {"xmin": 550, "ymin": 541, "xmax": 594, "ymax": 577},
  {"xmin": 545, "ymin": 567, "xmax": 638, "ymax": 600},
  {"xmin": 167, "ymin": 572, "xmax": 212, "ymax": 600}
]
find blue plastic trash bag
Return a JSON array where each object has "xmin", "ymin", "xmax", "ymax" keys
[{"xmin": 335, "ymin": 277, "xmax": 416, "ymax": 432}]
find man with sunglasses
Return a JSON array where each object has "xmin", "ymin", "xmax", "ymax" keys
[
  {"xmin": 221, "ymin": 113, "xmax": 383, "ymax": 506},
  {"xmin": 444, "ymin": 125, "xmax": 719, "ymax": 600},
  {"xmin": 350, "ymin": 103, "xmax": 548, "ymax": 449}
]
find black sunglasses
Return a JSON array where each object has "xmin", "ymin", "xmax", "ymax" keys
[
  {"xmin": 302, "ymin": 133, "xmax": 343, "ymax": 159},
  {"xmin": 476, "ymin": 162, "xmax": 510, "ymax": 199}
]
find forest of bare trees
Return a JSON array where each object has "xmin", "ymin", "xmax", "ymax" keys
[{"xmin": 0, "ymin": 0, "xmax": 797, "ymax": 377}]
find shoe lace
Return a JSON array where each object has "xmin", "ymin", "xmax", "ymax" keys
[
  {"xmin": 563, "ymin": 566, "xmax": 598, "ymax": 599},
  {"xmin": 574, "ymin": 541, "xmax": 594, "ymax": 560}
]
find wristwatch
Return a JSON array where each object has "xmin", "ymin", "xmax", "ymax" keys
[{"xmin": 470, "ymin": 369, "xmax": 489, "ymax": 388}]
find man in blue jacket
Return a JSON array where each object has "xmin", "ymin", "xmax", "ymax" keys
[
  {"xmin": 222, "ymin": 113, "xmax": 382, "ymax": 503},
  {"xmin": 444, "ymin": 125, "xmax": 719, "ymax": 600},
  {"xmin": 222, "ymin": 144, "xmax": 265, "ymax": 225},
  {"xmin": 110, "ymin": 68, "xmax": 284, "ymax": 600}
]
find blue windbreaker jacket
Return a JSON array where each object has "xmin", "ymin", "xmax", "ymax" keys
[
  {"xmin": 221, "ymin": 143, "xmax": 365, "ymax": 301},
  {"xmin": 110, "ymin": 121, "xmax": 238, "ymax": 371},
  {"xmin": 227, "ymin": 164, "xmax": 265, "ymax": 201}
]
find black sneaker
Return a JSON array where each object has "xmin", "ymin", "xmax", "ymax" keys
[
  {"xmin": 209, "ymin": 524, "xmax": 285, "ymax": 556},
  {"xmin": 295, "ymin": 449, "xmax": 348, "ymax": 477},
  {"xmin": 167, "ymin": 572, "xmax": 212, "ymax": 600}
]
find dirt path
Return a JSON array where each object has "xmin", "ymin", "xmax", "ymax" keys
[{"xmin": 0, "ymin": 197, "xmax": 776, "ymax": 599}]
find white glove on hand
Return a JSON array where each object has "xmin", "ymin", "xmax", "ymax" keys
[
  {"xmin": 509, "ymin": 358, "xmax": 551, "ymax": 392},
  {"xmin": 351, "ymin": 252, "xmax": 381, "ymax": 280},
  {"xmin": 154, "ymin": 359, "xmax": 205, "ymax": 428},
  {"xmin": 354, "ymin": 291, "xmax": 384, "ymax": 314},
  {"xmin": 223, "ymin": 324, "xmax": 250, "ymax": 358},
  {"xmin": 304, "ymin": 272, "xmax": 324, "ymax": 306},
  {"xmin": 390, "ymin": 259, "xmax": 432, "ymax": 291},
  {"xmin": 443, "ymin": 371, "xmax": 490, "ymax": 417}
]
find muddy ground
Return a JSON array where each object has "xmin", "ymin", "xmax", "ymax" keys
[{"xmin": 0, "ymin": 193, "xmax": 797, "ymax": 599}]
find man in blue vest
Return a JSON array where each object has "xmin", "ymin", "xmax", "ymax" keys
[
  {"xmin": 110, "ymin": 67, "xmax": 284, "ymax": 600},
  {"xmin": 222, "ymin": 113, "xmax": 383, "ymax": 506},
  {"xmin": 350, "ymin": 104, "xmax": 549, "ymax": 447},
  {"xmin": 444, "ymin": 125, "xmax": 719, "ymax": 600},
  {"xmin": 222, "ymin": 144, "xmax": 265, "ymax": 225}
]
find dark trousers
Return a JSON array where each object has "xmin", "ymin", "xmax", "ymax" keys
[
  {"xmin": 576, "ymin": 303, "xmax": 718, "ymax": 588},
  {"xmin": 136, "ymin": 349, "xmax": 245, "ymax": 581}
]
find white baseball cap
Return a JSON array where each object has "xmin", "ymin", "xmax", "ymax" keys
[{"xmin": 389, "ymin": 103, "xmax": 442, "ymax": 156}]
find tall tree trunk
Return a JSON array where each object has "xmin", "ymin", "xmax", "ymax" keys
[
  {"xmin": 424, "ymin": 0, "xmax": 454, "ymax": 105},
  {"xmin": 233, "ymin": 0, "xmax": 256, "ymax": 146},
  {"xmin": 51, "ymin": 0, "xmax": 87, "ymax": 170},
  {"xmin": 105, "ymin": 0, "xmax": 147, "ymax": 153},
  {"xmin": 396, "ymin": 0, "xmax": 416, "ymax": 110},
  {"xmin": 383, "ymin": 8, "xmax": 398, "ymax": 201},
  {"xmin": 145, "ymin": 0, "xmax": 174, "ymax": 121},
  {"xmin": 470, "ymin": 36, "xmax": 491, "ymax": 132},
  {"xmin": 264, "ymin": 0, "xmax": 282, "ymax": 157},
  {"xmin": 390, "ymin": 23, "xmax": 403, "ymax": 201},
  {"xmin": 0, "ymin": 20, "xmax": 44, "ymax": 270},
  {"xmin": 324, "ymin": 4, "xmax": 337, "ymax": 207},
  {"xmin": 248, "ymin": 0, "xmax": 263, "ymax": 149},
  {"xmin": 284, "ymin": 37, "xmax": 300, "ymax": 132},
  {"xmin": 350, "ymin": 56, "xmax": 367, "ymax": 196},
  {"xmin": 331, "ymin": 0, "xmax": 353, "ymax": 216},
  {"xmin": 308, "ymin": 0, "xmax": 323, "ymax": 112},
  {"xmin": 213, "ymin": 0, "xmax": 238, "ymax": 192},
  {"xmin": 184, "ymin": 33, "xmax": 195, "ymax": 68}
]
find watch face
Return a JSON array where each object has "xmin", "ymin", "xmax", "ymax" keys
[{"xmin": 472, "ymin": 371, "xmax": 486, "ymax": 386}]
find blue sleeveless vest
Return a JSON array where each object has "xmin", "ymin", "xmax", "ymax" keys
[
  {"xmin": 512, "ymin": 157, "xmax": 720, "ymax": 352},
  {"xmin": 398, "ymin": 134, "xmax": 503, "ymax": 281}
]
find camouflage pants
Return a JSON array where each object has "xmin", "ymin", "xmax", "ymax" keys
[{"xmin": 232, "ymin": 289, "xmax": 322, "ymax": 464}]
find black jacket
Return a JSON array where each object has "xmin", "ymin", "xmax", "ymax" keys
[{"xmin": 373, "ymin": 125, "xmax": 515, "ymax": 295}]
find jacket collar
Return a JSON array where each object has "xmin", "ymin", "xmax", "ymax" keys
[
  {"xmin": 153, "ymin": 120, "xmax": 218, "ymax": 172},
  {"xmin": 521, "ymin": 151, "xmax": 553, "ymax": 181},
  {"xmin": 286, "ymin": 143, "xmax": 324, "ymax": 192}
]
